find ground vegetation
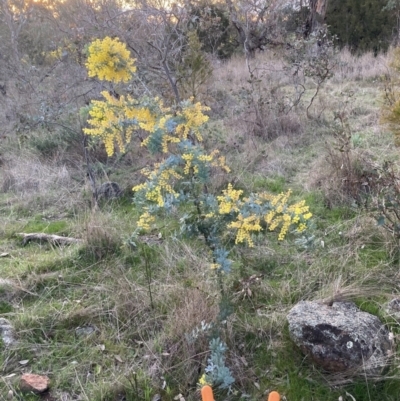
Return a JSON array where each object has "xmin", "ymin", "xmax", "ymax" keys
[{"xmin": 1, "ymin": 1, "xmax": 400, "ymax": 400}]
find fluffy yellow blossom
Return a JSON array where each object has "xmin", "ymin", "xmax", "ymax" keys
[
  {"xmin": 137, "ymin": 212, "xmax": 155, "ymax": 231},
  {"xmin": 198, "ymin": 374, "xmax": 211, "ymax": 387},
  {"xmin": 132, "ymin": 183, "xmax": 147, "ymax": 192},
  {"xmin": 297, "ymin": 223, "xmax": 307, "ymax": 232},
  {"xmin": 161, "ymin": 134, "xmax": 181, "ymax": 153},
  {"xmin": 217, "ymin": 156, "xmax": 231, "ymax": 173},
  {"xmin": 261, "ymin": 192, "xmax": 312, "ymax": 240},
  {"xmin": 217, "ymin": 184, "xmax": 243, "ymax": 214},
  {"xmin": 133, "ymin": 165, "xmax": 182, "ymax": 207},
  {"xmin": 83, "ymin": 92, "xmax": 131, "ymax": 156},
  {"xmin": 278, "ymin": 213, "xmax": 292, "ymax": 241},
  {"xmin": 228, "ymin": 214, "xmax": 262, "ymax": 247},
  {"xmin": 198, "ymin": 154, "xmax": 213, "ymax": 162},
  {"xmin": 182, "ymin": 153, "xmax": 196, "ymax": 174},
  {"xmin": 86, "ymin": 37, "xmax": 136, "ymax": 83},
  {"xmin": 84, "ymin": 91, "xmax": 166, "ymax": 156},
  {"xmin": 137, "ymin": 108, "xmax": 157, "ymax": 132},
  {"xmin": 271, "ymin": 190, "xmax": 291, "ymax": 207},
  {"xmin": 176, "ymin": 101, "xmax": 210, "ymax": 141},
  {"xmin": 146, "ymin": 187, "xmax": 164, "ymax": 206},
  {"xmin": 264, "ymin": 210, "xmax": 276, "ymax": 224}
]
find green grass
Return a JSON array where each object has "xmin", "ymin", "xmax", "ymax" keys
[
  {"xmin": 252, "ymin": 175, "xmax": 286, "ymax": 193},
  {"xmin": 2, "ymin": 183, "xmax": 397, "ymax": 401},
  {"xmin": 22, "ymin": 219, "xmax": 69, "ymax": 235}
]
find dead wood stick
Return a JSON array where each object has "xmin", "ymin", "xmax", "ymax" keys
[{"xmin": 17, "ymin": 233, "xmax": 83, "ymax": 246}]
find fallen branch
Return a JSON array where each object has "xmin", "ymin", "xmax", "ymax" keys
[{"xmin": 17, "ymin": 233, "xmax": 83, "ymax": 246}]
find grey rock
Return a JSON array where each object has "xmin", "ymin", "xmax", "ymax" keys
[
  {"xmin": 385, "ymin": 298, "xmax": 400, "ymax": 321},
  {"xmin": 287, "ymin": 301, "xmax": 392, "ymax": 373},
  {"xmin": 0, "ymin": 318, "xmax": 16, "ymax": 346},
  {"xmin": 97, "ymin": 182, "xmax": 122, "ymax": 200},
  {"xmin": 75, "ymin": 325, "xmax": 96, "ymax": 337}
]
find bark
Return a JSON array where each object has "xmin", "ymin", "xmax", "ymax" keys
[{"xmin": 304, "ymin": 0, "xmax": 328, "ymax": 37}]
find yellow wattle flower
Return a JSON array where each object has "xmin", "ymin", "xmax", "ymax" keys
[{"xmin": 86, "ymin": 37, "xmax": 136, "ymax": 83}]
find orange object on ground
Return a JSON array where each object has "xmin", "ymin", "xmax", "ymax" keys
[
  {"xmin": 201, "ymin": 385, "xmax": 214, "ymax": 401},
  {"xmin": 200, "ymin": 385, "xmax": 279, "ymax": 401},
  {"xmin": 268, "ymin": 391, "xmax": 280, "ymax": 401}
]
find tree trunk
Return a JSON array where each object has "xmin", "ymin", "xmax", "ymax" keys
[{"xmin": 305, "ymin": 0, "xmax": 328, "ymax": 37}]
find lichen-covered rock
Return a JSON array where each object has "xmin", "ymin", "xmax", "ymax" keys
[
  {"xmin": 287, "ymin": 301, "xmax": 392, "ymax": 373},
  {"xmin": 385, "ymin": 298, "xmax": 400, "ymax": 322}
]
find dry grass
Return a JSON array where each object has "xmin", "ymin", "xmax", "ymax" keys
[
  {"xmin": 80, "ymin": 211, "xmax": 122, "ymax": 261},
  {"xmin": 210, "ymin": 49, "xmax": 307, "ymax": 150},
  {"xmin": 307, "ymin": 146, "xmax": 375, "ymax": 207},
  {"xmin": 0, "ymin": 150, "xmax": 84, "ymax": 215},
  {"xmin": 333, "ymin": 48, "xmax": 390, "ymax": 83},
  {"xmin": 212, "ymin": 51, "xmax": 288, "ymax": 90}
]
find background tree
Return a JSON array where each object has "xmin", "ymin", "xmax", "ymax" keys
[
  {"xmin": 304, "ymin": 0, "xmax": 328, "ymax": 37},
  {"xmin": 224, "ymin": 0, "xmax": 286, "ymax": 58},
  {"xmin": 383, "ymin": 0, "xmax": 400, "ymax": 44},
  {"xmin": 185, "ymin": 0, "xmax": 238, "ymax": 59},
  {"xmin": 326, "ymin": 0, "xmax": 396, "ymax": 53},
  {"xmin": 176, "ymin": 30, "xmax": 213, "ymax": 100}
]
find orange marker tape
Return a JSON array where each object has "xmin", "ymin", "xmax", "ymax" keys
[
  {"xmin": 201, "ymin": 385, "xmax": 214, "ymax": 401},
  {"xmin": 268, "ymin": 391, "xmax": 280, "ymax": 401}
]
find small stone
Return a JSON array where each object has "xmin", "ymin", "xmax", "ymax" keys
[
  {"xmin": 75, "ymin": 325, "xmax": 96, "ymax": 337},
  {"xmin": 0, "ymin": 318, "xmax": 16, "ymax": 347},
  {"xmin": 20, "ymin": 373, "xmax": 50, "ymax": 393}
]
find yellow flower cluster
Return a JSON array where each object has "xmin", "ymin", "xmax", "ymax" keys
[
  {"xmin": 287, "ymin": 200, "xmax": 313, "ymax": 223},
  {"xmin": 84, "ymin": 74, "xmax": 210, "ymax": 157},
  {"xmin": 198, "ymin": 374, "xmax": 211, "ymax": 387},
  {"xmin": 217, "ymin": 187, "xmax": 312, "ymax": 245},
  {"xmin": 83, "ymin": 91, "xmax": 132, "ymax": 155},
  {"xmin": 140, "ymin": 110, "xmax": 184, "ymax": 154},
  {"xmin": 133, "ymin": 107, "xmax": 158, "ymax": 132},
  {"xmin": 84, "ymin": 91, "xmax": 163, "ymax": 156},
  {"xmin": 217, "ymin": 184, "xmax": 243, "ymax": 214},
  {"xmin": 228, "ymin": 214, "xmax": 262, "ymax": 247},
  {"xmin": 136, "ymin": 211, "xmax": 156, "ymax": 231},
  {"xmin": 86, "ymin": 37, "xmax": 136, "ymax": 83},
  {"xmin": 262, "ymin": 191, "xmax": 312, "ymax": 240},
  {"xmin": 138, "ymin": 100, "xmax": 209, "ymax": 155},
  {"xmin": 176, "ymin": 101, "xmax": 210, "ymax": 141},
  {"xmin": 181, "ymin": 151, "xmax": 227, "ymax": 176},
  {"xmin": 133, "ymin": 165, "xmax": 182, "ymax": 207},
  {"xmin": 267, "ymin": 212, "xmax": 292, "ymax": 241},
  {"xmin": 182, "ymin": 153, "xmax": 196, "ymax": 174}
]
